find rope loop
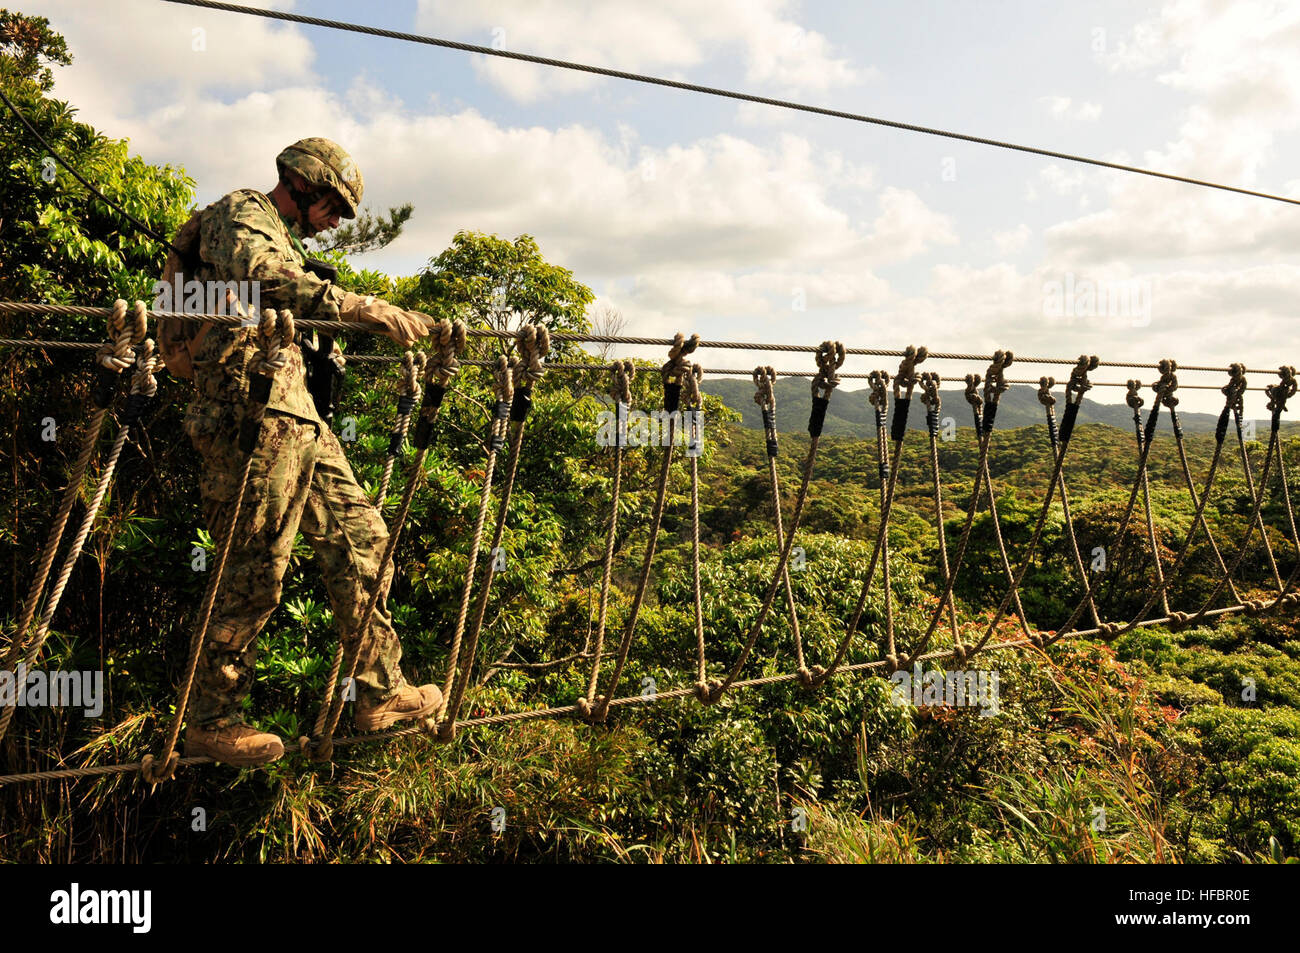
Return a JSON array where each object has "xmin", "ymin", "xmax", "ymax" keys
[
  {"xmin": 139, "ymin": 751, "xmax": 179, "ymax": 785},
  {"xmin": 1065, "ymin": 354, "xmax": 1099, "ymax": 405},
  {"xmin": 982, "ymin": 350, "xmax": 1013, "ymax": 407},
  {"xmin": 1153, "ymin": 358, "xmax": 1179, "ymax": 409},
  {"xmin": 811, "ymin": 340, "xmax": 845, "ymax": 398},
  {"xmin": 492, "ymin": 353, "xmax": 515, "ymax": 404},
  {"xmin": 400, "ymin": 350, "xmax": 426, "ymax": 399},
  {"xmin": 796, "ymin": 666, "xmax": 815, "ymax": 688},
  {"xmin": 661, "ymin": 331, "xmax": 700, "ymax": 391},
  {"xmin": 681, "ymin": 361, "xmax": 703, "ymax": 409},
  {"xmin": 892, "ymin": 344, "xmax": 927, "ymax": 400},
  {"xmin": 951, "ymin": 642, "xmax": 970, "ymax": 664},
  {"xmin": 867, "ymin": 369, "xmax": 890, "ymax": 413},
  {"xmin": 963, "ymin": 373, "xmax": 982, "ymax": 413},
  {"xmin": 918, "ymin": 371, "xmax": 942, "ymax": 413},
  {"xmin": 1126, "ymin": 379, "xmax": 1145, "ymax": 411},
  {"xmin": 1267, "ymin": 365, "xmax": 1297, "ymax": 414},
  {"xmin": 95, "ymin": 299, "xmax": 136, "ymax": 372},
  {"xmin": 752, "ymin": 365, "xmax": 776, "ymax": 410},
  {"xmin": 1222, "ymin": 363, "xmax": 1247, "ymax": 414},
  {"xmin": 1037, "ymin": 376, "xmax": 1056, "ymax": 409},
  {"xmin": 1167, "ymin": 610, "xmax": 1192, "ymax": 631},
  {"xmin": 426, "ymin": 318, "xmax": 469, "ymax": 387},
  {"xmin": 611, "ymin": 358, "xmax": 635, "ymax": 404},
  {"xmin": 249, "ymin": 308, "xmax": 294, "ymax": 377},
  {"xmin": 1097, "ymin": 621, "xmax": 1122, "ymax": 642},
  {"xmin": 514, "ymin": 324, "xmax": 551, "ymax": 387},
  {"xmin": 129, "ymin": 340, "xmax": 161, "ymax": 398}
]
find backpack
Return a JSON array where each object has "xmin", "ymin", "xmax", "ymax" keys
[{"xmin": 156, "ymin": 208, "xmax": 209, "ymax": 380}]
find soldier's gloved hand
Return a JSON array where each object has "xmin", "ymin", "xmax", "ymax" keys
[{"xmin": 339, "ymin": 292, "xmax": 431, "ymax": 348}]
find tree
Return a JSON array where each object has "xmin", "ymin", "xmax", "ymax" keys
[
  {"xmin": 416, "ymin": 230, "xmax": 594, "ymax": 362},
  {"xmin": 308, "ymin": 202, "xmax": 414, "ymax": 257}
]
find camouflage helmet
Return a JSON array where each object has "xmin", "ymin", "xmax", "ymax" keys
[{"xmin": 275, "ymin": 137, "xmax": 364, "ymax": 219}]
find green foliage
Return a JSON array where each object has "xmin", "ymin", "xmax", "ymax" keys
[{"xmin": 2, "ymin": 13, "xmax": 1299, "ymax": 864}]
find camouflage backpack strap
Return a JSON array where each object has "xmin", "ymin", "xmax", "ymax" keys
[{"xmin": 157, "ymin": 208, "xmax": 206, "ymax": 379}]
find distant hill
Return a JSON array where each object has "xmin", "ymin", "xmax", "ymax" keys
[{"xmin": 700, "ymin": 378, "xmax": 1274, "ymax": 436}]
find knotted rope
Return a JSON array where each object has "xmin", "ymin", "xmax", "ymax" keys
[
  {"xmin": 707, "ymin": 342, "xmax": 845, "ymax": 697},
  {"xmin": 437, "ymin": 326, "xmax": 550, "ymax": 741},
  {"xmin": 376, "ymin": 350, "xmax": 427, "ymax": 507},
  {"xmin": 307, "ymin": 319, "xmax": 467, "ymax": 761},
  {"xmin": 582, "ymin": 359, "xmax": 636, "ymax": 708},
  {"xmin": 582, "ymin": 332, "xmax": 700, "ymax": 720},
  {"xmin": 919, "ymin": 371, "xmax": 959, "ymax": 647},
  {"xmin": 4, "ymin": 301, "xmax": 146, "ymax": 667},
  {"xmin": 0, "ymin": 333, "xmax": 159, "ymax": 747}
]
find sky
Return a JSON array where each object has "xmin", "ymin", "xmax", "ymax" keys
[{"xmin": 16, "ymin": 0, "xmax": 1300, "ymax": 414}]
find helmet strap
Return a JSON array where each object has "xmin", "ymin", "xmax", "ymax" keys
[{"xmin": 280, "ymin": 172, "xmax": 328, "ymax": 237}]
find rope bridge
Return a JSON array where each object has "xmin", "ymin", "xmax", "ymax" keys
[{"xmin": 0, "ymin": 300, "xmax": 1296, "ymax": 787}]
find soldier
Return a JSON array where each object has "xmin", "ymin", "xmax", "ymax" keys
[{"xmin": 158, "ymin": 137, "xmax": 440, "ymax": 766}]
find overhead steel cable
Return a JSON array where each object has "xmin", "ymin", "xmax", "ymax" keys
[
  {"xmin": 158, "ymin": 0, "xmax": 1300, "ymax": 207},
  {"xmin": 0, "ymin": 87, "xmax": 182, "ymax": 254}
]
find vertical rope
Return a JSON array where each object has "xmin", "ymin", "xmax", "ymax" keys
[
  {"xmin": 581, "ymin": 332, "xmax": 700, "ymax": 721},
  {"xmin": 375, "ymin": 350, "xmax": 425, "ymax": 508},
  {"xmin": 436, "ymin": 326, "xmax": 550, "ymax": 741},
  {"xmin": 310, "ymin": 320, "xmax": 466, "ymax": 758},
  {"xmin": 4, "ymin": 300, "xmax": 142, "ymax": 664},
  {"xmin": 0, "ymin": 332, "xmax": 157, "ymax": 747},
  {"xmin": 582, "ymin": 359, "xmax": 634, "ymax": 704}
]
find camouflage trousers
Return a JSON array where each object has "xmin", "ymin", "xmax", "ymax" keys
[{"xmin": 183, "ymin": 402, "xmax": 405, "ymax": 729}]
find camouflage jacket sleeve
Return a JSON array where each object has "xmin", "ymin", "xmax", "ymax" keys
[{"xmin": 198, "ymin": 189, "xmax": 346, "ymax": 319}]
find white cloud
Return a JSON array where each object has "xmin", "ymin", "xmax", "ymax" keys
[
  {"xmin": 416, "ymin": 0, "xmax": 865, "ymax": 102},
  {"xmin": 1039, "ymin": 95, "xmax": 1103, "ymax": 121}
]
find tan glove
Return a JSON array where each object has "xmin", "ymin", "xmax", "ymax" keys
[{"xmin": 339, "ymin": 292, "xmax": 431, "ymax": 347}]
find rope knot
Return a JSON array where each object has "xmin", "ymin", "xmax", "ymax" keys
[
  {"xmin": 892, "ymin": 345, "xmax": 927, "ymax": 399},
  {"xmin": 884, "ymin": 652, "xmax": 900, "ymax": 673},
  {"xmin": 427, "ymin": 318, "xmax": 468, "ymax": 387},
  {"xmin": 952, "ymin": 642, "xmax": 969, "ymax": 664},
  {"xmin": 1168, "ymin": 611, "xmax": 1191, "ymax": 632},
  {"xmin": 680, "ymin": 362, "xmax": 703, "ymax": 409},
  {"xmin": 662, "ymin": 331, "xmax": 700, "ymax": 390},
  {"xmin": 983, "ymin": 350, "xmax": 1012, "ymax": 407},
  {"xmin": 139, "ymin": 751, "xmax": 179, "ymax": 785},
  {"xmin": 1065, "ymin": 354, "xmax": 1099, "ymax": 405},
  {"xmin": 868, "ymin": 369, "xmax": 890, "ymax": 413},
  {"xmin": 752, "ymin": 365, "xmax": 776, "ymax": 410},
  {"xmin": 1125, "ymin": 379, "xmax": 1145, "ymax": 411},
  {"xmin": 96, "ymin": 299, "xmax": 139, "ymax": 372},
  {"xmin": 1267, "ymin": 365, "xmax": 1298, "ymax": 414},
  {"xmin": 811, "ymin": 340, "xmax": 845, "ymax": 399},
  {"xmin": 514, "ymin": 324, "xmax": 551, "ymax": 387},
  {"xmin": 918, "ymin": 371, "xmax": 942, "ymax": 413},
  {"xmin": 611, "ymin": 358, "xmax": 635, "ymax": 405},
  {"xmin": 400, "ymin": 350, "xmax": 426, "ymax": 400},
  {"xmin": 1097, "ymin": 622, "xmax": 1122, "ymax": 641},
  {"xmin": 963, "ymin": 373, "xmax": 983, "ymax": 412},
  {"xmin": 1154, "ymin": 358, "xmax": 1179, "ymax": 409},
  {"xmin": 1221, "ymin": 363, "xmax": 1247, "ymax": 414},
  {"xmin": 796, "ymin": 666, "xmax": 815, "ymax": 689},
  {"xmin": 1037, "ymin": 376, "xmax": 1056, "ymax": 409},
  {"xmin": 129, "ymin": 340, "xmax": 161, "ymax": 398}
]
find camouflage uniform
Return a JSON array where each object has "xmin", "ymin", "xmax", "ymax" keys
[{"xmin": 174, "ymin": 188, "xmax": 406, "ymax": 729}]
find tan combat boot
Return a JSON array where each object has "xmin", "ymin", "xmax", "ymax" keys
[
  {"xmin": 355, "ymin": 683, "xmax": 442, "ymax": 732},
  {"xmin": 185, "ymin": 724, "xmax": 285, "ymax": 767}
]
